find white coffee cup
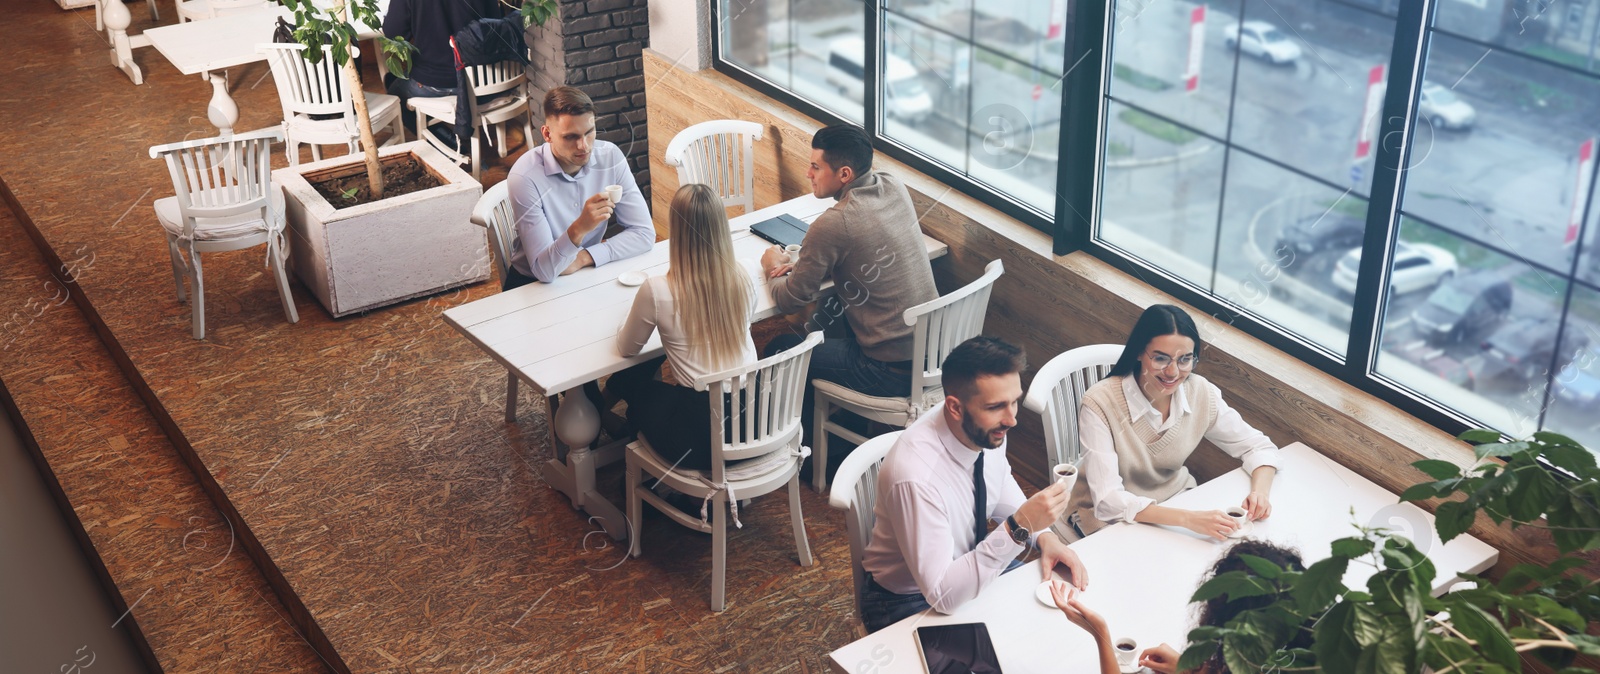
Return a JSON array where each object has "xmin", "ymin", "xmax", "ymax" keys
[
  {"xmin": 784, "ymin": 244, "xmax": 802, "ymax": 265},
  {"xmin": 1113, "ymin": 637, "xmax": 1139, "ymax": 668},
  {"xmin": 604, "ymin": 184, "xmax": 623, "ymax": 205},
  {"xmin": 1225, "ymin": 506, "xmax": 1248, "ymax": 538},
  {"xmin": 1052, "ymin": 463, "xmax": 1079, "ymax": 495}
]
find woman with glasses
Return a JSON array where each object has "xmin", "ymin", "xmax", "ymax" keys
[{"xmin": 1062, "ymin": 305, "xmax": 1280, "ymax": 541}]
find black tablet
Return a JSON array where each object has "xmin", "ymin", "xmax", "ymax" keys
[
  {"xmin": 750, "ymin": 213, "xmax": 810, "ymax": 248},
  {"xmin": 913, "ymin": 622, "xmax": 1004, "ymax": 674}
]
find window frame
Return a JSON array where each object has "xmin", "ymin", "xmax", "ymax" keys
[{"xmin": 707, "ymin": 0, "xmax": 1600, "ymax": 444}]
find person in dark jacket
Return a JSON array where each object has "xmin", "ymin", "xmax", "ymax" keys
[{"xmin": 381, "ymin": 0, "xmax": 505, "ymax": 133}]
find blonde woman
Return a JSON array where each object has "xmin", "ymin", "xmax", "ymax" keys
[{"xmin": 609, "ymin": 184, "xmax": 758, "ymax": 471}]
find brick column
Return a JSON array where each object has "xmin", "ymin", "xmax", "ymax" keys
[{"xmin": 526, "ymin": 0, "xmax": 652, "ymax": 203}]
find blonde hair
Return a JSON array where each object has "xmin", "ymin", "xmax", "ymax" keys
[{"xmin": 668, "ymin": 184, "xmax": 753, "ymax": 372}]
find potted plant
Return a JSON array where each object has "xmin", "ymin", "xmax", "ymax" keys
[
  {"xmin": 1176, "ymin": 430, "xmax": 1599, "ymax": 673},
  {"xmin": 270, "ymin": 0, "xmax": 556, "ymax": 317}
]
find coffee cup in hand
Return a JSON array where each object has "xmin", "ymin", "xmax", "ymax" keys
[
  {"xmin": 1052, "ymin": 463, "xmax": 1079, "ymax": 495},
  {"xmin": 783, "ymin": 244, "xmax": 802, "ymax": 265},
  {"xmin": 604, "ymin": 184, "xmax": 623, "ymax": 205},
  {"xmin": 1224, "ymin": 506, "xmax": 1248, "ymax": 538},
  {"xmin": 1114, "ymin": 638, "xmax": 1140, "ymax": 667}
]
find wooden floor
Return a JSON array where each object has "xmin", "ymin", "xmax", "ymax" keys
[{"xmin": 0, "ymin": 3, "xmax": 888, "ymax": 672}]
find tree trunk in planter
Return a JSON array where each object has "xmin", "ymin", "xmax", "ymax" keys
[{"xmin": 345, "ymin": 55, "xmax": 385, "ymax": 199}]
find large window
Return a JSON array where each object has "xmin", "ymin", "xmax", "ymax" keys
[{"xmin": 714, "ymin": 0, "xmax": 1600, "ymax": 448}]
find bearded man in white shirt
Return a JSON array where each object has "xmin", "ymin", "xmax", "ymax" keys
[{"xmin": 858, "ymin": 336, "xmax": 1088, "ymax": 633}]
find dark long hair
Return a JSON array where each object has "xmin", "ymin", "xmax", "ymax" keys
[
  {"xmin": 1194, "ymin": 540, "xmax": 1310, "ymax": 674},
  {"xmin": 1107, "ymin": 304, "xmax": 1202, "ymax": 379}
]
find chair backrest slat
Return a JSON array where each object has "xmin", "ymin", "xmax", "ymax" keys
[
  {"xmin": 149, "ymin": 128, "xmax": 285, "ymax": 239},
  {"xmin": 1022, "ymin": 343, "xmax": 1124, "ymax": 468},
  {"xmin": 666, "ymin": 120, "xmax": 764, "ymax": 216},
  {"xmin": 260, "ymin": 44, "xmax": 357, "ymax": 120},
  {"xmin": 903, "ymin": 260, "xmax": 1004, "ymax": 399},
  {"xmin": 697, "ymin": 332, "xmax": 823, "ymax": 471},
  {"xmin": 826, "ymin": 430, "xmax": 903, "ymax": 627}
]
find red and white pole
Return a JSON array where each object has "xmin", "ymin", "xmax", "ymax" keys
[
  {"xmin": 1184, "ymin": 6, "xmax": 1206, "ymax": 93},
  {"xmin": 1354, "ymin": 64, "xmax": 1386, "ymax": 161},
  {"xmin": 1566, "ymin": 138, "xmax": 1595, "ymax": 246}
]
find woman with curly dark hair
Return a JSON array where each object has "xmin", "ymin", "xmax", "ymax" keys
[{"xmin": 1136, "ymin": 539, "xmax": 1311, "ymax": 674}]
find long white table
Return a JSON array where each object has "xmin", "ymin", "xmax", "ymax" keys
[
  {"xmin": 443, "ymin": 195, "xmax": 949, "ymax": 540},
  {"xmin": 827, "ymin": 442, "xmax": 1498, "ymax": 674},
  {"xmin": 133, "ymin": 2, "xmax": 385, "ymax": 133}
]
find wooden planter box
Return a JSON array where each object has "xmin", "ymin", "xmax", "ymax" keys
[{"xmin": 276, "ymin": 142, "xmax": 488, "ymax": 318}]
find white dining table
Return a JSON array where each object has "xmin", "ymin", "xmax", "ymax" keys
[
  {"xmin": 133, "ymin": 1, "xmax": 386, "ymax": 134},
  {"xmin": 443, "ymin": 195, "xmax": 950, "ymax": 540},
  {"xmin": 826, "ymin": 442, "xmax": 1499, "ymax": 674}
]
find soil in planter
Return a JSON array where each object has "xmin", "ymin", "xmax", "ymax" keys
[{"xmin": 310, "ymin": 155, "xmax": 442, "ymax": 207}]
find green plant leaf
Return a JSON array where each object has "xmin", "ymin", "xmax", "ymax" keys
[
  {"xmin": 1177, "ymin": 640, "xmax": 1218, "ymax": 673},
  {"xmin": 1568, "ymin": 634, "xmax": 1600, "ymax": 655},
  {"xmin": 1458, "ymin": 429, "xmax": 1503, "ymax": 444},
  {"xmin": 1190, "ymin": 571, "xmax": 1276, "ymax": 603},
  {"xmin": 1313, "ymin": 601, "xmax": 1360, "ymax": 674},
  {"xmin": 1446, "ymin": 597, "xmax": 1519, "ymax": 669},
  {"xmin": 1329, "ymin": 536, "xmax": 1375, "ymax": 558},
  {"xmin": 1399, "ymin": 482, "xmax": 1441, "ymax": 502},
  {"xmin": 1543, "ymin": 443, "xmax": 1598, "ymax": 473},
  {"xmin": 1236, "ymin": 554, "xmax": 1284, "ymax": 579},
  {"xmin": 1432, "ymin": 500, "xmax": 1476, "ymax": 544},
  {"xmin": 1477, "ymin": 440, "xmax": 1528, "ymax": 460},
  {"xmin": 1507, "ymin": 466, "xmax": 1562, "ymax": 522},
  {"xmin": 1413, "ymin": 459, "xmax": 1464, "ymax": 481},
  {"xmin": 1293, "ymin": 557, "xmax": 1349, "ymax": 614}
]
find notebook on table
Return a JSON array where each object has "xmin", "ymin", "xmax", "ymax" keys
[{"xmin": 750, "ymin": 213, "xmax": 811, "ymax": 248}]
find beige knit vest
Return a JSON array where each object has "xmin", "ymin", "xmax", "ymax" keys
[{"xmin": 1066, "ymin": 374, "xmax": 1218, "ymax": 537}]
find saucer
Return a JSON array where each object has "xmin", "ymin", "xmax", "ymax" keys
[
  {"xmin": 1120, "ymin": 663, "xmax": 1147, "ymax": 674},
  {"xmin": 1227, "ymin": 520, "xmax": 1254, "ymax": 539},
  {"xmin": 617, "ymin": 271, "xmax": 648, "ymax": 287},
  {"xmin": 1035, "ymin": 581, "xmax": 1052, "ymax": 607}
]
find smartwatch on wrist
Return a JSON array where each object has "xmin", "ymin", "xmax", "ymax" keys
[{"xmin": 1005, "ymin": 515, "xmax": 1031, "ymax": 545}]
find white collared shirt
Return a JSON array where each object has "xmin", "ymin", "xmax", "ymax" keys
[
  {"xmin": 861, "ymin": 402, "xmax": 1032, "ymax": 612},
  {"xmin": 1079, "ymin": 376, "xmax": 1280, "ymax": 524}
]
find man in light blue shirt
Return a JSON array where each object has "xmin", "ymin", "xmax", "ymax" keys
[{"xmin": 503, "ymin": 86, "xmax": 654, "ymax": 289}]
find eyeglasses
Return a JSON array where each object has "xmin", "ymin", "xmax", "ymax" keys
[{"xmin": 1145, "ymin": 352, "xmax": 1199, "ymax": 370}]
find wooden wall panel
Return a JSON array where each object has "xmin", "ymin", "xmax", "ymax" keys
[{"xmin": 644, "ymin": 51, "xmax": 1567, "ymax": 572}]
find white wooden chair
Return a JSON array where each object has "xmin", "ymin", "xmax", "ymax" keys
[
  {"xmin": 258, "ymin": 43, "xmax": 405, "ymax": 166},
  {"xmin": 149, "ymin": 128, "xmax": 299, "ymax": 340},
  {"xmin": 811, "ymin": 259, "xmax": 1004, "ymax": 491},
  {"xmin": 468, "ymin": 182, "xmax": 524, "ymax": 422},
  {"xmin": 625, "ymin": 332, "xmax": 823, "ymax": 612},
  {"xmin": 174, "ymin": 0, "xmax": 264, "ymax": 22},
  {"xmin": 664, "ymin": 120, "xmax": 764, "ymax": 215},
  {"xmin": 1022, "ymin": 344, "xmax": 1124, "ymax": 469},
  {"xmin": 408, "ymin": 58, "xmax": 534, "ymax": 179},
  {"xmin": 827, "ymin": 430, "xmax": 903, "ymax": 631}
]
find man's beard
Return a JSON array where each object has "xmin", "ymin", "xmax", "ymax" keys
[{"xmin": 961, "ymin": 413, "xmax": 1007, "ymax": 449}]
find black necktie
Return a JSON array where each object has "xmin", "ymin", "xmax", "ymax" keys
[{"xmin": 972, "ymin": 451, "xmax": 987, "ymax": 548}]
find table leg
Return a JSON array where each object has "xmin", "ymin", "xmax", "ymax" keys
[
  {"xmin": 204, "ymin": 71, "xmax": 238, "ymax": 135},
  {"xmin": 537, "ymin": 392, "xmax": 629, "ymax": 541},
  {"xmin": 103, "ymin": 0, "xmax": 145, "ymax": 85}
]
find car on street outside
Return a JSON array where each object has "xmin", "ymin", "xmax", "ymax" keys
[
  {"xmin": 1274, "ymin": 214, "xmax": 1364, "ymax": 259},
  {"xmin": 1394, "ymin": 340, "xmax": 1476, "ymax": 390},
  {"xmin": 1554, "ymin": 343, "xmax": 1600, "ymax": 406},
  {"xmin": 1223, "ymin": 20, "xmax": 1303, "ymax": 65},
  {"xmin": 826, "ymin": 38, "xmax": 932, "ymax": 124},
  {"xmin": 1478, "ymin": 317, "xmax": 1580, "ymax": 384},
  {"xmin": 1419, "ymin": 81, "xmax": 1476, "ymax": 131},
  {"xmin": 1412, "ymin": 271, "xmax": 1512, "ymax": 344},
  {"xmin": 1331, "ymin": 241, "xmax": 1458, "ymax": 296}
]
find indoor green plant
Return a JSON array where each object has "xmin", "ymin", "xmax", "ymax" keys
[{"xmin": 1177, "ymin": 430, "xmax": 1599, "ymax": 673}]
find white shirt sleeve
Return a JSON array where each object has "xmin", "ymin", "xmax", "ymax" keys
[
  {"xmin": 508, "ymin": 173, "xmax": 582, "ymax": 283},
  {"xmin": 616, "ymin": 279, "xmax": 657, "ymax": 358},
  {"xmin": 1201, "ymin": 381, "xmax": 1281, "ymax": 475},
  {"xmin": 585, "ymin": 146, "xmax": 655, "ymax": 267},
  {"xmin": 880, "ymin": 481, "xmax": 1024, "ymax": 614},
  {"xmin": 1079, "ymin": 405, "xmax": 1158, "ymax": 524}
]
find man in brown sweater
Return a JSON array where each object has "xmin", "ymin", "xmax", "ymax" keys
[{"xmin": 761, "ymin": 124, "xmax": 939, "ymax": 455}]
